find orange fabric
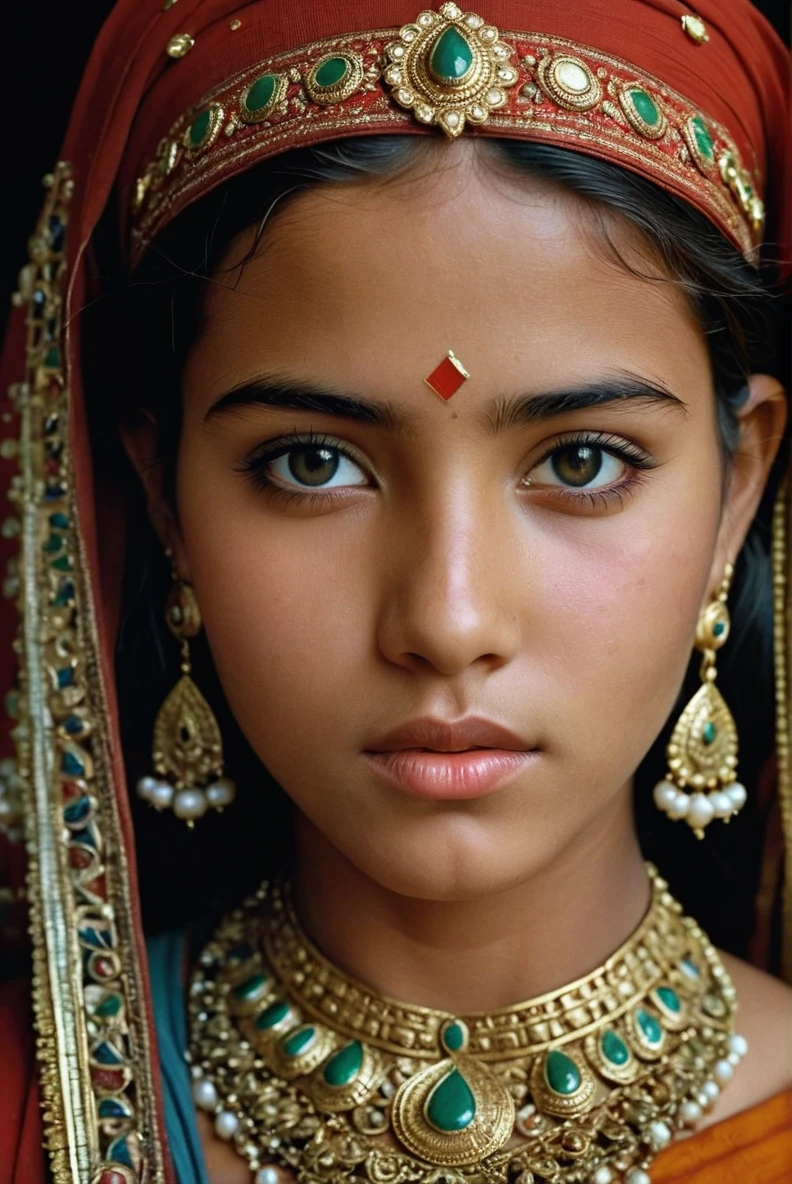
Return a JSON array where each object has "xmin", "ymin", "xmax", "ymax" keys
[{"xmin": 652, "ymin": 1089, "xmax": 792, "ymax": 1184}]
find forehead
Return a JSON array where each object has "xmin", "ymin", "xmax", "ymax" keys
[{"xmin": 188, "ymin": 145, "xmax": 708, "ymax": 405}]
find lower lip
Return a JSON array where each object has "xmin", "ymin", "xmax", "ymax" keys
[{"xmin": 363, "ymin": 748, "xmax": 536, "ymax": 800}]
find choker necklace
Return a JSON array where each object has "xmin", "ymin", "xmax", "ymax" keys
[{"xmin": 187, "ymin": 865, "xmax": 745, "ymax": 1184}]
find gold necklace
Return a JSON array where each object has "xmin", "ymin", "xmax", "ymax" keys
[{"xmin": 187, "ymin": 865, "xmax": 746, "ymax": 1184}]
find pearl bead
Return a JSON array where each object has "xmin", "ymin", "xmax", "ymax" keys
[
  {"xmin": 653, "ymin": 781, "xmax": 677, "ymax": 811},
  {"xmin": 206, "ymin": 777, "xmax": 236, "ymax": 809},
  {"xmin": 728, "ymin": 1033, "xmax": 748, "ymax": 1058},
  {"xmin": 173, "ymin": 789, "xmax": 209, "ymax": 820},
  {"xmin": 214, "ymin": 1110, "xmax": 239, "ymax": 1139},
  {"xmin": 255, "ymin": 1170, "xmax": 280, "ymax": 1184},
  {"xmin": 591, "ymin": 1168, "xmax": 613, "ymax": 1184},
  {"xmin": 713, "ymin": 1059, "xmax": 734, "ymax": 1085},
  {"xmin": 149, "ymin": 782, "xmax": 175, "ymax": 810},
  {"xmin": 709, "ymin": 791, "xmax": 733, "ymax": 818},
  {"xmin": 727, "ymin": 1051, "xmax": 740, "ymax": 1066},
  {"xmin": 668, "ymin": 791, "xmax": 691, "ymax": 819},
  {"xmin": 702, "ymin": 1080, "xmax": 720, "ymax": 1104},
  {"xmin": 687, "ymin": 793, "xmax": 715, "ymax": 829},
  {"xmin": 626, "ymin": 1171, "xmax": 652, "ymax": 1184},
  {"xmin": 136, "ymin": 776, "xmax": 160, "ymax": 801},
  {"xmin": 727, "ymin": 782, "xmax": 747, "ymax": 810},
  {"xmin": 697, "ymin": 1090, "xmax": 710, "ymax": 1109},
  {"xmin": 648, "ymin": 1120, "xmax": 671, "ymax": 1149},
  {"xmin": 681, "ymin": 1100, "xmax": 702, "ymax": 1125},
  {"xmin": 191, "ymin": 1078, "xmax": 218, "ymax": 1110}
]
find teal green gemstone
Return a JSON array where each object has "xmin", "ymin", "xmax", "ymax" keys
[
  {"xmin": 601, "ymin": 1029, "xmax": 630, "ymax": 1067},
  {"xmin": 188, "ymin": 109, "xmax": 212, "ymax": 148},
  {"xmin": 691, "ymin": 116, "xmax": 714, "ymax": 161},
  {"xmin": 232, "ymin": 972, "xmax": 268, "ymax": 1002},
  {"xmin": 713, "ymin": 620, "xmax": 726, "ymax": 637},
  {"xmin": 255, "ymin": 999, "xmax": 291, "ymax": 1030},
  {"xmin": 636, "ymin": 1008, "xmax": 663, "ymax": 1045},
  {"xmin": 630, "ymin": 88, "xmax": 661, "ymax": 128},
  {"xmin": 323, "ymin": 1041, "xmax": 363, "ymax": 1086},
  {"xmin": 95, "ymin": 993, "xmax": 122, "ymax": 1018},
  {"xmin": 545, "ymin": 1050, "xmax": 582, "ymax": 1095},
  {"xmin": 655, "ymin": 985, "xmax": 681, "ymax": 1013},
  {"xmin": 429, "ymin": 26, "xmax": 474, "ymax": 83},
  {"xmin": 245, "ymin": 73, "xmax": 278, "ymax": 112},
  {"xmin": 43, "ymin": 532, "xmax": 64, "ymax": 553},
  {"xmin": 282, "ymin": 1025, "xmax": 317, "ymax": 1057},
  {"xmin": 442, "ymin": 1021, "xmax": 465, "ymax": 1053},
  {"xmin": 314, "ymin": 56, "xmax": 350, "ymax": 88},
  {"xmin": 51, "ymin": 554, "xmax": 72, "ymax": 572},
  {"xmin": 703, "ymin": 722, "xmax": 717, "ymax": 745},
  {"xmin": 49, "ymin": 512, "xmax": 70, "ymax": 529},
  {"xmin": 44, "ymin": 346, "xmax": 61, "ymax": 368},
  {"xmin": 426, "ymin": 1068, "xmax": 476, "ymax": 1132}
]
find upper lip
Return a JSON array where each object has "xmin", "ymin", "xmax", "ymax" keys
[{"xmin": 367, "ymin": 717, "xmax": 532, "ymax": 753}]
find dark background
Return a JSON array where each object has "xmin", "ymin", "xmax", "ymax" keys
[{"xmin": 2, "ymin": 1, "xmax": 789, "ymax": 332}]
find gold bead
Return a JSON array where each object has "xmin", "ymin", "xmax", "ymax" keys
[
  {"xmin": 681, "ymin": 15, "xmax": 709, "ymax": 44},
  {"xmin": 166, "ymin": 32, "xmax": 195, "ymax": 58},
  {"xmin": 229, "ymin": 18, "xmax": 242, "ymax": 30}
]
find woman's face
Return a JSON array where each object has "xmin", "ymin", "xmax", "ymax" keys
[{"xmin": 163, "ymin": 143, "xmax": 775, "ymax": 901}]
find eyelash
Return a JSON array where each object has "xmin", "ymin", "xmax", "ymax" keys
[{"xmin": 236, "ymin": 429, "xmax": 657, "ymax": 510}]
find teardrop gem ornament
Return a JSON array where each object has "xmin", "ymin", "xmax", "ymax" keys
[
  {"xmin": 383, "ymin": 4, "xmax": 518, "ymax": 139},
  {"xmin": 529, "ymin": 1049, "xmax": 596, "ymax": 1118},
  {"xmin": 152, "ymin": 675, "xmax": 224, "ymax": 788},
  {"xmin": 305, "ymin": 1039, "xmax": 383, "ymax": 1112}
]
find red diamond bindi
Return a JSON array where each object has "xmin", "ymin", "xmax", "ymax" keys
[{"xmin": 424, "ymin": 351, "xmax": 470, "ymax": 400}]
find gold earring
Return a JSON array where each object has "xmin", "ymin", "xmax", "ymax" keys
[
  {"xmin": 136, "ymin": 577, "xmax": 236, "ymax": 825},
  {"xmin": 653, "ymin": 563, "xmax": 746, "ymax": 838}
]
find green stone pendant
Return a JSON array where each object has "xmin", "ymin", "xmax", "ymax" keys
[
  {"xmin": 255, "ymin": 998, "xmax": 291, "ymax": 1030},
  {"xmin": 425, "ymin": 1067, "xmax": 476, "ymax": 1132},
  {"xmin": 322, "ymin": 1041, "xmax": 363, "ymax": 1087},
  {"xmin": 601, "ymin": 1029, "xmax": 630, "ymax": 1067},
  {"xmin": 282, "ymin": 1025, "xmax": 317, "ymax": 1057},
  {"xmin": 545, "ymin": 1049, "xmax": 581, "ymax": 1095},
  {"xmin": 429, "ymin": 27, "xmax": 474, "ymax": 84}
]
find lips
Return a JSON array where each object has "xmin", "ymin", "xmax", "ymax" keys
[{"xmin": 367, "ymin": 716, "xmax": 531, "ymax": 754}]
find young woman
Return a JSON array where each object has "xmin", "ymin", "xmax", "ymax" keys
[{"xmin": 0, "ymin": 2, "xmax": 790, "ymax": 1183}]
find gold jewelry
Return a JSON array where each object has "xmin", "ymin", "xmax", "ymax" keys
[
  {"xmin": 653, "ymin": 564, "xmax": 745, "ymax": 837},
  {"xmin": 135, "ymin": 577, "xmax": 236, "ymax": 824},
  {"xmin": 187, "ymin": 865, "xmax": 745, "ymax": 1184}
]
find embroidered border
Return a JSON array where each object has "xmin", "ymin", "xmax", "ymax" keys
[
  {"xmin": 6, "ymin": 165, "xmax": 165, "ymax": 1184},
  {"xmin": 129, "ymin": 22, "xmax": 763, "ymax": 267}
]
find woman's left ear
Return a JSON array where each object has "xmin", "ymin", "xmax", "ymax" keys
[{"xmin": 711, "ymin": 373, "xmax": 787, "ymax": 586}]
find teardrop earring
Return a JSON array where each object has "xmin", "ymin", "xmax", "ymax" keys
[
  {"xmin": 136, "ymin": 576, "xmax": 236, "ymax": 825},
  {"xmin": 653, "ymin": 563, "xmax": 746, "ymax": 838}
]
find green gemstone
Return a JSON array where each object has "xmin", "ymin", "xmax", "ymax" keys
[
  {"xmin": 713, "ymin": 620, "xmax": 726, "ymax": 637},
  {"xmin": 442, "ymin": 1021, "xmax": 465, "ymax": 1053},
  {"xmin": 702, "ymin": 722, "xmax": 717, "ymax": 745},
  {"xmin": 95, "ymin": 993, "xmax": 122, "ymax": 1017},
  {"xmin": 233, "ymin": 972, "xmax": 268, "ymax": 1002},
  {"xmin": 49, "ymin": 512, "xmax": 70, "ymax": 529},
  {"xmin": 691, "ymin": 116, "xmax": 714, "ymax": 161},
  {"xmin": 44, "ymin": 346, "xmax": 61, "ymax": 368},
  {"xmin": 283, "ymin": 1025, "xmax": 317, "ymax": 1057},
  {"xmin": 323, "ymin": 1041, "xmax": 363, "ymax": 1086},
  {"xmin": 42, "ymin": 532, "xmax": 64, "ymax": 553},
  {"xmin": 51, "ymin": 554, "xmax": 72, "ymax": 571},
  {"xmin": 245, "ymin": 73, "xmax": 278, "ymax": 112},
  {"xmin": 655, "ymin": 985, "xmax": 681, "ymax": 1013},
  {"xmin": 314, "ymin": 56, "xmax": 350, "ymax": 89},
  {"xmin": 255, "ymin": 999, "xmax": 291, "ymax": 1030},
  {"xmin": 601, "ymin": 1029, "xmax": 630, "ymax": 1066},
  {"xmin": 188, "ymin": 109, "xmax": 212, "ymax": 148},
  {"xmin": 429, "ymin": 26, "xmax": 474, "ymax": 83},
  {"xmin": 636, "ymin": 1008, "xmax": 663, "ymax": 1045},
  {"xmin": 545, "ymin": 1050, "xmax": 582, "ymax": 1095},
  {"xmin": 630, "ymin": 88, "xmax": 661, "ymax": 128},
  {"xmin": 426, "ymin": 1068, "xmax": 476, "ymax": 1132}
]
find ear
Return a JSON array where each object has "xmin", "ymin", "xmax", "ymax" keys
[
  {"xmin": 119, "ymin": 411, "xmax": 192, "ymax": 580},
  {"xmin": 709, "ymin": 373, "xmax": 787, "ymax": 590}
]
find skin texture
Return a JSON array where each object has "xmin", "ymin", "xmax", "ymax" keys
[{"xmin": 123, "ymin": 142, "xmax": 790, "ymax": 1179}]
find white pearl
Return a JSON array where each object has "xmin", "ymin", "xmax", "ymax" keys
[
  {"xmin": 173, "ymin": 789, "xmax": 209, "ymax": 820},
  {"xmin": 206, "ymin": 777, "xmax": 236, "ymax": 809},
  {"xmin": 668, "ymin": 791, "xmax": 691, "ymax": 819},
  {"xmin": 727, "ymin": 782, "xmax": 747, "ymax": 810},
  {"xmin": 648, "ymin": 1119, "xmax": 672, "ymax": 1148},
  {"xmin": 702, "ymin": 1079, "xmax": 720, "ymax": 1104},
  {"xmin": 626, "ymin": 1171, "xmax": 652, "ymax": 1184},
  {"xmin": 713, "ymin": 1059, "xmax": 734, "ymax": 1085},
  {"xmin": 687, "ymin": 793, "xmax": 715, "ymax": 829},
  {"xmin": 709, "ymin": 791, "xmax": 733, "ymax": 818},
  {"xmin": 697, "ymin": 1090, "xmax": 711, "ymax": 1109},
  {"xmin": 136, "ymin": 775, "xmax": 160, "ymax": 801},
  {"xmin": 728, "ymin": 1033, "xmax": 748, "ymax": 1058},
  {"xmin": 653, "ymin": 780, "xmax": 677, "ymax": 811},
  {"xmin": 191, "ymin": 1078, "xmax": 218, "ymax": 1110},
  {"xmin": 681, "ymin": 1100, "xmax": 702, "ymax": 1125},
  {"xmin": 727, "ymin": 1052, "xmax": 740, "ymax": 1066},
  {"xmin": 149, "ymin": 782, "xmax": 175, "ymax": 810},
  {"xmin": 255, "ymin": 1170, "xmax": 280, "ymax": 1184},
  {"xmin": 214, "ymin": 1110, "xmax": 239, "ymax": 1139},
  {"xmin": 591, "ymin": 1168, "xmax": 613, "ymax": 1184}
]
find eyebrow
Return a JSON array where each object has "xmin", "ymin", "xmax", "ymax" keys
[{"xmin": 204, "ymin": 371, "xmax": 687, "ymax": 432}]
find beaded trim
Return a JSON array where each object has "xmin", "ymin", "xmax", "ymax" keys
[
  {"xmin": 129, "ymin": 4, "xmax": 763, "ymax": 266},
  {"xmin": 6, "ymin": 166, "xmax": 165, "ymax": 1184}
]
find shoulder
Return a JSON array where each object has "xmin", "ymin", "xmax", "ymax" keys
[
  {"xmin": 700, "ymin": 951, "xmax": 792, "ymax": 1129},
  {"xmin": 0, "ymin": 975, "xmax": 47, "ymax": 1183}
]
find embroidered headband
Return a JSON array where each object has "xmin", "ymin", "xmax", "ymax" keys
[{"xmin": 124, "ymin": 2, "xmax": 778, "ymax": 269}]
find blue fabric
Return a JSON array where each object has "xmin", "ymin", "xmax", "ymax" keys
[{"xmin": 147, "ymin": 930, "xmax": 212, "ymax": 1184}]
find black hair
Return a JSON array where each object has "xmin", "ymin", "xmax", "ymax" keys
[{"xmin": 85, "ymin": 136, "xmax": 788, "ymax": 965}]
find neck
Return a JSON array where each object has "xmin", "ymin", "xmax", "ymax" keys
[{"xmin": 291, "ymin": 790, "xmax": 650, "ymax": 1014}]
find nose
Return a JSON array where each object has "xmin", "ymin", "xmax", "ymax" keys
[{"xmin": 376, "ymin": 485, "xmax": 522, "ymax": 678}]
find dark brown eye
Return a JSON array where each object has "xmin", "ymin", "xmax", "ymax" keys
[
  {"xmin": 286, "ymin": 446, "xmax": 340, "ymax": 487},
  {"xmin": 551, "ymin": 445, "xmax": 604, "ymax": 487}
]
